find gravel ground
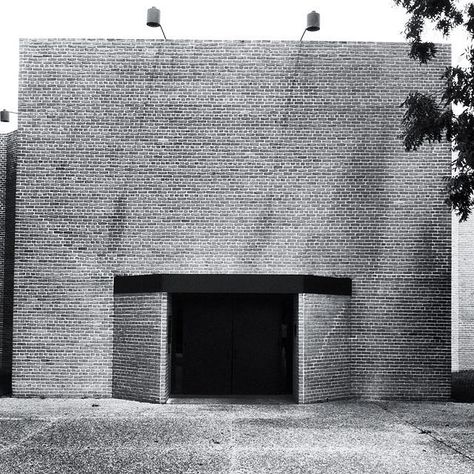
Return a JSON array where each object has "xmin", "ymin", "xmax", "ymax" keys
[{"xmin": 0, "ymin": 398, "xmax": 473, "ymax": 473}]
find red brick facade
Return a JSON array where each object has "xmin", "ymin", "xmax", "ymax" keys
[{"xmin": 7, "ymin": 39, "xmax": 451, "ymax": 401}]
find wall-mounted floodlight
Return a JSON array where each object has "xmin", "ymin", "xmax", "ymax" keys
[
  {"xmin": 300, "ymin": 11, "xmax": 320, "ymax": 41},
  {"xmin": 147, "ymin": 7, "xmax": 167, "ymax": 40},
  {"xmin": 1, "ymin": 109, "xmax": 18, "ymax": 123}
]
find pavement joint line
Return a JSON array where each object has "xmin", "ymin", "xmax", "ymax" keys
[
  {"xmin": 373, "ymin": 402, "xmax": 474, "ymax": 464},
  {"xmin": 0, "ymin": 418, "xmax": 58, "ymax": 455}
]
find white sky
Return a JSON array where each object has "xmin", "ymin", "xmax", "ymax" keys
[{"xmin": 0, "ymin": 0, "xmax": 470, "ymax": 133}]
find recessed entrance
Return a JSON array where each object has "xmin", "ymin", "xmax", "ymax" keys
[{"xmin": 170, "ymin": 293, "xmax": 295, "ymax": 396}]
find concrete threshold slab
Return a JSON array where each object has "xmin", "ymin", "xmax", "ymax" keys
[{"xmin": 167, "ymin": 395, "xmax": 294, "ymax": 405}]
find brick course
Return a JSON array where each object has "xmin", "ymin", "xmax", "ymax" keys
[{"xmin": 13, "ymin": 39, "xmax": 451, "ymax": 400}]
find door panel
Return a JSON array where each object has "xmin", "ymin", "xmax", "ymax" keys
[
  {"xmin": 181, "ymin": 295, "xmax": 232, "ymax": 394},
  {"xmin": 232, "ymin": 295, "xmax": 283, "ymax": 394},
  {"xmin": 172, "ymin": 293, "xmax": 293, "ymax": 395}
]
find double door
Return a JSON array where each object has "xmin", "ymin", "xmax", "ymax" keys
[{"xmin": 171, "ymin": 293, "xmax": 293, "ymax": 395}]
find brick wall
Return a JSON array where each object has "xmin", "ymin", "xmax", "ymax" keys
[
  {"xmin": 0, "ymin": 131, "xmax": 16, "ymax": 377},
  {"xmin": 14, "ymin": 39, "xmax": 451, "ymax": 400},
  {"xmin": 113, "ymin": 292, "xmax": 167, "ymax": 403},
  {"xmin": 452, "ymin": 213, "xmax": 459, "ymax": 371},
  {"xmin": 453, "ymin": 215, "xmax": 474, "ymax": 371},
  {"xmin": 0, "ymin": 134, "xmax": 6, "ymax": 371},
  {"xmin": 297, "ymin": 294, "xmax": 351, "ymax": 403}
]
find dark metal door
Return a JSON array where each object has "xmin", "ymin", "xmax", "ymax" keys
[
  {"xmin": 232, "ymin": 294, "xmax": 286, "ymax": 394},
  {"xmin": 172, "ymin": 293, "xmax": 293, "ymax": 395},
  {"xmin": 181, "ymin": 294, "xmax": 233, "ymax": 395}
]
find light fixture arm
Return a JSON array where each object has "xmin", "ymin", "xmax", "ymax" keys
[{"xmin": 159, "ymin": 24, "xmax": 167, "ymax": 40}]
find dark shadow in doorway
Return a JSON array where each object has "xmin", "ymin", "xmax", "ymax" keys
[
  {"xmin": 0, "ymin": 369, "xmax": 12, "ymax": 396},
  {"xmin": 452, "ymin": 371, "xmax": 474, "ymax": 402},
  {"xmin": 170, "ymin": 293, "xmax": 295, "ymax": 398}
]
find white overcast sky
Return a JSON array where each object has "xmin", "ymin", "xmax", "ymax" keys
[{"xmin": 0, "ymin": 0, "xmax": 470, "ymax": 133}]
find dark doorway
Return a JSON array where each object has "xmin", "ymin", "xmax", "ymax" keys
[{"xmin": 171, "ymin": 293, "xmax": 294, "ymax": 396}]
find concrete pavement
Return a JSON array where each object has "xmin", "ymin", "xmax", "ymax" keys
[{"xmin": 0, "ymin": 398, "xmax": 473, "ymax": 473}]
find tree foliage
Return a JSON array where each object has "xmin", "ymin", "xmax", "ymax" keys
[{"xmin": 395, "ymin": 0, "xmax": 474, "ymax": 220}]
